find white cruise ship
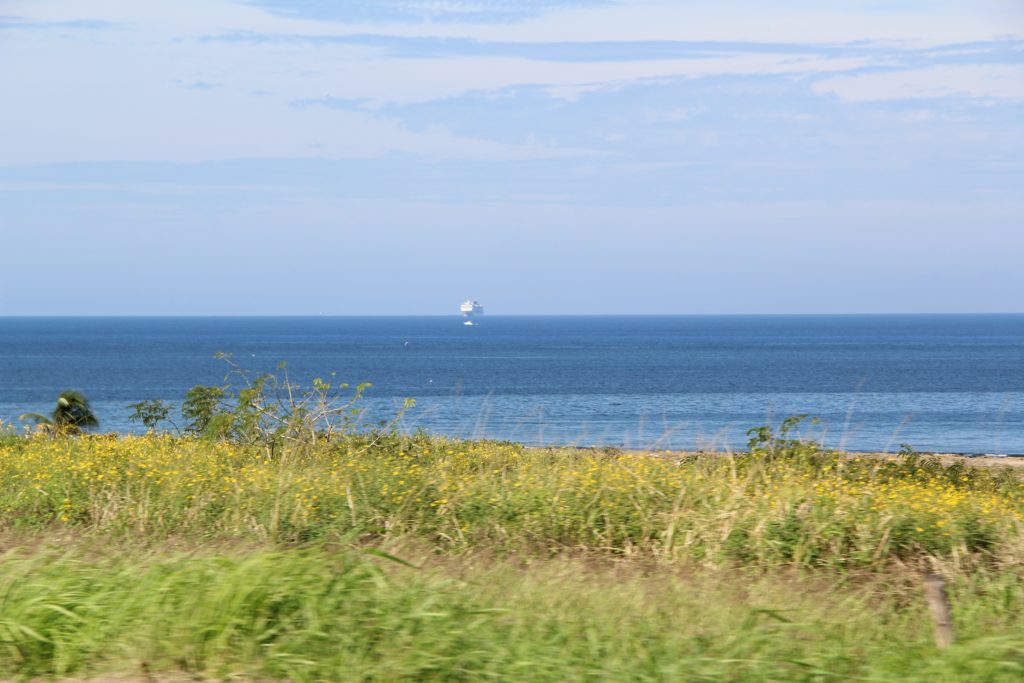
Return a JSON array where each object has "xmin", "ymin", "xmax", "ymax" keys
[
  {"xmin": 460, "ymin": 300, "xmax": 484, "ymax": 315},
  {"xmin": 460, "ymin": 300, "xmax": 484, "ymax": 324}
]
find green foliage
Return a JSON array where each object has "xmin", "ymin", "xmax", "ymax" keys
[
  {"xmin": 18, "ymin": 390, "xmax": 99, "ymax": 434},
  {"xmin": 181, "ymin": 384, "xmax": 227, "ymax": 435},
  {"xmin": 127, "ymin": 398, "xmax": 173, "ymax": 432},
  {"xmin": 177, "ymin": 354, "xmax": 413, "ymax": 456},
  {"xmin": 746, "ymin": 413, "xmax": 822, "ymax": 456},
  {"xmin": 723, "ymin": 525, "xmax": 756, "ymax": 563},
  {"xmin": 764, "ymin": 511, "xmax": 807, "ymax": 562},
  {"xmin": 0, "ymin": 419, "xmax": 17, "ymax": 448}
]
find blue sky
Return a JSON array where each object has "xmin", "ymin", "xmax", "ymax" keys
[{"xmin": 0, "ymin": 0, "xmax": 1021, "ymax": 314}]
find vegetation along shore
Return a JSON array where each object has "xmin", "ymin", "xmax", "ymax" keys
[{"xmin": 1, "ymin": 372, "xmax": 1022, "ymax": 681}]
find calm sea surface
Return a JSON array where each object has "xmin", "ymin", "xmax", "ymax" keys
[{"xmin": 1, "ymin": 315, "xmax": 1022, "ymax": 454}]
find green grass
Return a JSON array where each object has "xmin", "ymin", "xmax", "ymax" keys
[
  {"xmin": 1, "ymin": 432, "xmax": 1021, "ymax": 570},
  {"xmin": 2, "ymin": 539, "xmax": 1024, "ymax": 682},
  {"xmin": 1, "ymin": 430, "xmax": 1023, "ymax": 680}
]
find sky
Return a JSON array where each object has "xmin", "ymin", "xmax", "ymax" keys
[{"xmin": 0, "ymin": 0, "xmax": 1022, "ymax": 315}]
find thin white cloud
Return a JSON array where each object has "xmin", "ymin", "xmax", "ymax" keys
[
  {"xmin": 283, "ymin": 53, "xmax": 878, "ymax": 106},
  {"xmin": 814, "ymin": 64, "xmax": 1024, "ymax": 102},
  {"xmin": 462, "ymin": 0, "xmax": 1022, "ymax": 46},
  {"xmin": 10, "ymin": 0, "xmax": 1022, "ymax": 45},
  {"xmin": 0, "ymin": 82, "xmax": 593, "ymax": 164}
]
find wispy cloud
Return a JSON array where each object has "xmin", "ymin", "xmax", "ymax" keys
[
  {"xmin": 177, "ymin": 80, "xmax": 224, "ymax": 90},
  {"xmin": 0, "ymin": 16, "xmax": 119, "ymax": 31},
  {"xmin": 241, "ymin": 0, "xmax": 613, "ymax": 24},
  {"xmin": 199, "ymin": 30, "xmax": 878, "ymax": 61},
  {"xmin": 291, "ymin": 96, "xmax": 373, "ymax": 110},
  {"xmin": 814, "ymin": 64, "xmax": 1024, "ymax": 101}
]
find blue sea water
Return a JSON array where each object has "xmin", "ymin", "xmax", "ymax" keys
[{"xmin": 0, "ymin": 315, "xmax": 1022, "ymax": 454}]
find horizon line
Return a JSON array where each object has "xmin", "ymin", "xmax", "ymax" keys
[{"xmin": 1, "ymin": 312, "xmax": 1023, "ymax": 319}]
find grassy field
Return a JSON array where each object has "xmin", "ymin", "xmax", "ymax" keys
[{"xmin": 1, "ymin": 428, "xmax": 1023, "ymax": 680}]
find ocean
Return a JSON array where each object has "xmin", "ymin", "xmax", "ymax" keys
[{"xmin": 1, "ymin": 315, "xmax": 1021, "ymax": 454}]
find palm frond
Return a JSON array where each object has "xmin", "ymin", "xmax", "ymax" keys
[
  {"xmin": 18, "ymin": 412, "xmax": 54, "ymax": 426},
  {"xmin": 52, "ymin": 390, "xmax": 100, "ymax": 429}
]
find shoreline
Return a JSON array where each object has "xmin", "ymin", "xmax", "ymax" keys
[
  {"xmin": 19, "ymin": 430, "xmax": 1024, "ymax": 466},
  {"xmin": 608, "ymin": 447, "xmax": 1024, "ymax": 468}
]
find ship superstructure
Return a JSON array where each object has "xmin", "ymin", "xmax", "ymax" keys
[
  {"xmin": 460, "ymin": 300, "xmax": 484, "ymax": 315},
  {"xmin": 460, "ymin": 300, "xmax": 484, "ymax": 324}
]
